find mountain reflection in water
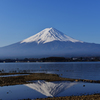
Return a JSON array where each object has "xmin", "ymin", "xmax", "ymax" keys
[
  {"xmin": 25, "ymin": 80, "xmax": 77, "ymax": 97},
  {"xmin": 0, "ymin": 81, "xmax": 100, "ymax": 100}
]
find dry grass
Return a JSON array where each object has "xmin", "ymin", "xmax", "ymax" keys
[
  {"xmin": 0, "ymin": 73, "xmax": 100, "ymax": 86},
  {"xmin": 35, "ymin": 94, "xmax": 100, "ymax": 100}
]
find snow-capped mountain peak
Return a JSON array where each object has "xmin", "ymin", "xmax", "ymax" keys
[{"xmin": 21, "ymin": 27, "xmax": 83, "ymax": 44}]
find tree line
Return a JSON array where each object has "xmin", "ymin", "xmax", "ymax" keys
[{"xmin": 0, "ymin": 56, "xmax": 100, "ymax": 62}]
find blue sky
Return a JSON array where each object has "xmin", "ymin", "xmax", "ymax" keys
[{"xmin": 0, "ymin": 0, "xmax": 100, "ymax": 47}]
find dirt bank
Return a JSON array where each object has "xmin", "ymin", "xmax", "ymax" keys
[
  {"xmin": 0, "ymin": 73, "xmax": 100, "ymax": 86},
  {"xmin": 35, "ymin": 94, "xmax": 100, "ymax": 100}
]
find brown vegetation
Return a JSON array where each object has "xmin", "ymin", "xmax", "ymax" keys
[
  {"xmin": 35, "ymin": 94, "xmax": 100, "ymax": 100},
  {"xmin": 0, "ymin": 73, "xmax": 100, "ymax": 100},
  {"xmin": 0, "ymin": 73, "xmax": 100, "ymax": 86}
]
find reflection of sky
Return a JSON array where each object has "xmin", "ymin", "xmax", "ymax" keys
[
  {"xmin": 0, "ymin": 74, "xmax": 29, "ymax": 77},
  {"xmin": 0, "ymin": 81, "xmax": 100, "ymax": 100},
  {"xmin": 57, "ymin": 82, "xmax": 100, "ymax": 97}
]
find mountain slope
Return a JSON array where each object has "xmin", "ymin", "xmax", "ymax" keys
[
  {"xmin": 0, "ymin": 27, "xmax": 100, "ymax": 58},
  {"xmin": 21, "ymin": 27, "xmax": 83, "ymax": 44}
]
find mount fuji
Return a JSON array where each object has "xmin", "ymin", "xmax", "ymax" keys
[
  {"xmin": 21, "ymin": 27, "xmax": 83, "ymax": 44},
  {"xmin": 0, "ymin": 27, "xmax": 100, "ymax": 58}
]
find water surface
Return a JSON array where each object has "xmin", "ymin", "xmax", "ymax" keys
[
  {"xmin": 0, "ymin": 62, "xmax": 100, "ymax": 80},
  {"xmin": 0, "ymin": 62, "xmax": 100, "ymax": 100},
  {"xmin": 0, "ymin": 80, "xmax": 100, "ymax": 100}
]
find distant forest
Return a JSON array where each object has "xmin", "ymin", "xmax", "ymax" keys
[{"xmin": 0, "ymin": 57, "xmax": 100, "ymax": 63}]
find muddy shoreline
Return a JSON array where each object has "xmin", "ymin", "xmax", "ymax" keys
[
  {"xmin": 0, "ymin": 73, "xmax": 100, "ymax": 86},
  {"xmin": 21, "ymin": 94, "xmax": 100, "ymax": 100},
  {"xmin": 0, "ymin": 73, "xmax": 100, "ymax": 100},
  {"xmin": 35, "ymin": 94, "xmax": 100, "ymax": 100}
]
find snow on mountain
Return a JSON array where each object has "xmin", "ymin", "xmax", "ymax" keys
[
  {"xmin": 0, "ymin": 27, "xmax": 100, "ymax": 58},
  {"xmin": 21, "ymin": 27, "xmax": 83, "ymax": 44},
  {"xmin": 25, "ymin": 80, "xmax": 77, "ymax": 97}
]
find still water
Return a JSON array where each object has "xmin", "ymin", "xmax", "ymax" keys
[
  {"xmin": 0, "ymin": 62, "xmax": 100, "ymax": 80},
  {"xmin": 0, "ymin": 80, "xmax": 100, "ymax": 100},
  {"xmin": 0, "ymin": 62, "xmax": 100, "ymax": 100}
]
